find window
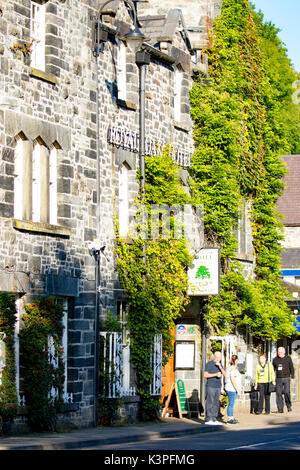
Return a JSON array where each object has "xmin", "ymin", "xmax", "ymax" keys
[
  {"xmin": 174, "ymin": 68, "xmax": 183, "ymax": 122},
  {"xmin": 235, "ymin": 201, "xmax": 253, "ymax": 256},
  {"xmin": 14, "ymin": 136, "xmax": 57, "ymax": 225},
  {"xmin": 117, "ymin": 41, "xmax": 127, "ymax": 102},
  {"xmin": 0, "ymin": 334, "xmax": 5, "ymax": 385},
  {"xmin": 30, "ymin": 1, "xmax": 46, "ymax": 71},
  {"xmin": 119, "ymin": 163, "xmax": 129, "ymax": 237},
  {"xmin": 117, "ymin": 301, "xmax": 133, "ymax": 396},
  {"xmin": 16, "ymin": 297, "xmax": 70, "ymax": 406},
  {"xmin": 48, "ymin": 298, "xmax": 69, "ymax": 402}
]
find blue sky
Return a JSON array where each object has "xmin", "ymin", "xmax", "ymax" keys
[{"xmin": 251, "ymin": 0, "xmax": 300, "ymax": 72}]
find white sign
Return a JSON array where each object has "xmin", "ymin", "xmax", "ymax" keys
[
  {"xmin": 175, "ymin": 341, "xmax": 195, "ymax": 369},
  {"xmin": 188, "ymin": 248, "xmax": 220, "ymax": 296}
]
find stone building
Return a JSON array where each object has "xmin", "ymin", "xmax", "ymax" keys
[{"xmin": 1, "ymin": 0, "xmax": 284, "ymax": 431}]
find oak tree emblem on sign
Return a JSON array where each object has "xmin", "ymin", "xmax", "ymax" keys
[{"xmin": 195, "ymin": 265, "xmax": 210, "ymax": 280}]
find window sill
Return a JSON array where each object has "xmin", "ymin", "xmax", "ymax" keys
[
  {"xmin": 29, "ymin": 67, "xmax": 59, "ymax": 85},
  {"xmin": 12, "ymin": 219, "xmax": 71, "ymax": 237},
  {"xmin": 173, "ymin": 120, "xmax": 191, "ymax": 133},
  {"xmin": 117, "ymin": 98, "xmax": 137, "ymax": 111}
]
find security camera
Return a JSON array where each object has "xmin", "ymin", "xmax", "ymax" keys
[
  {"xmin": 88, "ymin": 242, "xmax": 108, "ymax": 260},
  {"xmin": 88, "ymin": 242, "xmax": 101, "ymax": 258}
]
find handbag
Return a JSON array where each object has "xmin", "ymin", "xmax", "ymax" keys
[{"xmin": 267, "ymin": 362, "xmax": 276, "ymax": 394}]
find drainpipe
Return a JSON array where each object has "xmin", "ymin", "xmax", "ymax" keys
[
  {"xmin": 136, "ymin": 50, "xmax": 150, "ymax": 199},
  {"xmin": 138, "ymin": 63, "xmax": 146, "ymax": 198},
  {"xmin": 92, "ymin": 26, "xmax": 102, "ymax": 428}
]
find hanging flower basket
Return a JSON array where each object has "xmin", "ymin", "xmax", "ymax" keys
[{"xmin": 9, "ymin": 42, "xmax": 32, "ymax": 57}]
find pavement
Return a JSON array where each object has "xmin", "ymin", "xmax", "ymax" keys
[{"xmin": 0, "ymin": 402, "xmax": 300, "ymax": 450}]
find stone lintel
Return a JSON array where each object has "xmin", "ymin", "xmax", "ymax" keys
[
  {"xmin": 12, "ymin": 218, "xmax": 71, "ymax": 237},
  {"xmin": 29, "ymin": 67, "xmax": 59, "ymax": 85},
  {"xmin": 0, "ymin": 271, "xmax": 30, "ymax": 294}
]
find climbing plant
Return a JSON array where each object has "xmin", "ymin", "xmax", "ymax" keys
[
  {"xmin": 115, "ymin": 149, "xmax": 198, "ymax": 420},
  {"xmin": 19, "ymin": 296, "xmax": 65, "ymax": 431},
  {"xmin": 190, "ymin": 0, "xmax": 297, "ymax": 339},
  {"xmin": 0, "ymin": 293, "xmax": 18, "ymax": 421}
]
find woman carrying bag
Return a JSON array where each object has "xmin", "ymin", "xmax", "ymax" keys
[{"xmin": 254, "ymin": 353, "xmax": 276, "ymax": 415}]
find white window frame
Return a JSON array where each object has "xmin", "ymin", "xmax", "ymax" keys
[
  {"xmin": 118, "ymin": 301, "xmax": 131, "ymax": 395},
  {"xmin": 0, "ymin": 333, "xmax": 6, "ymax": 386},
  {"xmin": 119, "ymin": 163, "xmax": 129, "ymax": 238},
  {"xmin": 30, "ymin": 1, "xmax": 46, "ymax": 71},
  {"xmin": 174, "ymin": 68, "xmax": 183, "ymax": 122},
  {"xmin": 48, "ymin": 298, "xmax": 68, "ymax": 402},
  {"xmin": 32, "ymin": 142, "xmax": 42, "ymax": 222},
  {"xmin": 49, "ymin": 146, "xmax": 57, "ymax": 225},
  {"xmin": 14, "ymin": 138, "xmax": 24, "ymax": 220},
  {"xmin": 117, "ymin": 41, "xmax": 127, "ymax": 102}
]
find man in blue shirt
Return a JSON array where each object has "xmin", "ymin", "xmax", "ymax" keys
[{"xmin": 204, "ymin": 351, "xmax": 226, "ymax": 425}]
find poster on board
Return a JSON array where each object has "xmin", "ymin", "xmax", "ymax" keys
[{"xmin": 188, "ymin": 248, "xmax": 220, "ymax": 296}]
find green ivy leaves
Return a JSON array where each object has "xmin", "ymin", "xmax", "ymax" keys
[
  {"xmin": 19, "ymin": 297, "xmax": 65, "ymax": 431},
  {"xmin": 190, "ymin": 0, "xmax": 298, "ymax": 340},
  {"xmin": 115, "ymin": 151, "xmax": 195, "ymax": 419}
]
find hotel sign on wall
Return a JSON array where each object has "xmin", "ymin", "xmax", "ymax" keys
[
  {"xmin": 107, "ymin": 125, "xmax": 192, "ymax": 168},
  {"xmin": 188, "ymin": 248, "xmax": 220, "ymax": 296}
]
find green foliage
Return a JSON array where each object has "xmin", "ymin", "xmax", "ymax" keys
[
  {"xmin": 19, "ymin": 296, "xmax": 65, "ymax": 431},
  {"xmin": 100, "ymin": 310, "xmax": 122, "ymax": 333},
  {"xmin": 98, "ymin": 397, "xmax": 122, "ymax": 426},
  {"xmin": 116, "ymin": 150, "xmax": 195, "ymax": 420},
  {"xmin": 207, "ymin": 266, "xmax": 294, "ymax": 340},
  {"xmin": 0, "ymin": 293, "xmax": 18, "ymax": 421},
  {"xmin": 190, "ymin": 0, "xmax": 297, "ymax": 339}
]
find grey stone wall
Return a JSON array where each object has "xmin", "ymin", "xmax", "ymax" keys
[{"xmin": 0, "ymin": 0, "xmax": 198, "ymax": 428}]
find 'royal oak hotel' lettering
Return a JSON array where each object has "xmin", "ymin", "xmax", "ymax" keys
[{"xmin": 107, "ymin": 125, "xmax": 192, "ymax": 168}]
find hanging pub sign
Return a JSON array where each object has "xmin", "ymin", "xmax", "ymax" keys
[{"xmin": 188, "ymin": 248, "xmax": 220, "ymax": 296}]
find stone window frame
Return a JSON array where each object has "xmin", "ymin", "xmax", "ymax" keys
[
  {"xmin": 172, "ymin": 62, "xmax": 192, "ymax": 133},
  {"xmin": 116, "ymin": 39, "xmax": 127, "ymax": 103},
  {"xmin": 30, "ymin": 0, "xmax": 46, "ymax": 71},
  {"xmin": 28, "ymin": 0, "xmax": 59, "ymax": 85},
  {"xmin": 5, "ymin": 111, "xmax": 71, "ymax": 237},
  {"xmin": 173, "ymin": 65, "xmax": 183, "ymax": 123}
]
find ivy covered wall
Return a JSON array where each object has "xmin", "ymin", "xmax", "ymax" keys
[{"xmin": 190, "ymin": 0, "xmax": 299, "ymax": 339}]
